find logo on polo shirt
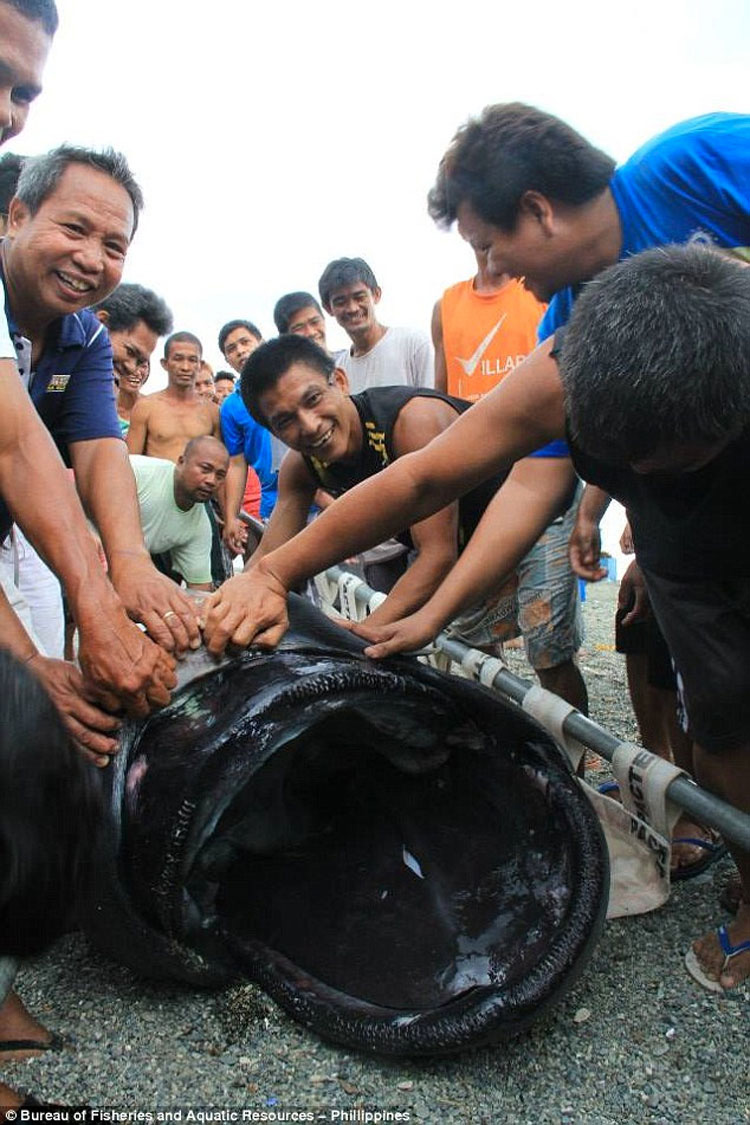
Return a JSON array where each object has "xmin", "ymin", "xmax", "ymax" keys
[{"xmin": 46, "ymin": 373, "xmax": 71, "ymax": 392}]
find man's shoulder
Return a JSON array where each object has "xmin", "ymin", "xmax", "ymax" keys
[
  {"xmin": 387, "ymin": 325, "xmax": 431, "ymax": 347},
  {"xmin": 129, "ymin": 453, "xmax": 173, "ymax": 481}
]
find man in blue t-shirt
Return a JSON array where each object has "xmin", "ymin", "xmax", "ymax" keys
[{"xmin": 217, "ymin": 319, "xmax": 279, "ymax": 553}]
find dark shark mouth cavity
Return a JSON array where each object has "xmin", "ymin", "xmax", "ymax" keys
[{"xmin": 86, "ymin": 597, "xmax": 608, "ymax": 1056}]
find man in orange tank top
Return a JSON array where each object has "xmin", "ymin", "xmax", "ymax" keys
[{"xmin": 432, "ymin": 250, "xmax": 545, "ymax": 400}]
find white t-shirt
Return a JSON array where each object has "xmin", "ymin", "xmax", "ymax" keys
[
  {"xmin": 130, "ymin": 455, "xmax": 212, "ymax": 584},
  {"xmin": 338, "ymin": 326, "xmax": 434, "ymax": 394}
]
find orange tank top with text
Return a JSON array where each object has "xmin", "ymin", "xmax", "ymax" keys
[{"xmin": 441, "ymin": 278, "xmax": 545, "ymax": 401}]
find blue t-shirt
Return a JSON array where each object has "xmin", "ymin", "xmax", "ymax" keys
[
  {"xmin": 0, "ymin": 297, "xmax": 122, "ymax": 539},
  {"xmin": 220, "ymin": 389, "xmax": 278, "ymax": 518},
  {"xmin": 536, "ymin": 112, "xmax": 750, "ymax": 459},
  {"xmin": 539, "ymin": 112, "xmax": 750, "ymax": 341}
]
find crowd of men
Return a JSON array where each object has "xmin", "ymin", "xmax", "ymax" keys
[{"xmin": 0, "ymin": 0, "xmax": 748, "ymax": 1111}]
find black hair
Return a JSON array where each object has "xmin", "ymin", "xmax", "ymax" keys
[
  {"xmin": 214, "ymin": 370, "xmax": 235, "ymax": 385},
  {"xmin": 273, "ymin": 291, "xmax": 323, "ymax": 334},
  {"xmin": 217, "ymin": 319, "xmax": 262, "ymax": 356},
  {"xmin": 318, "ymin": 257, "xmax": 378, "ymax": 310},
  {"xmin": 163, "ymin": 330, "xmax": 202, "ymax": 359},
  {"xmin": 240, "ymin": 335, "xmax": 335, "ymax": 425},
  {"xmin": 0, "ymin": 152, "xmax": 25, "ymax": 217},
  {"xmin": 428, "ymin": 103, "xmax": 615, "ymax": 232},
  {"xmin": 0, "ymin": 650, "xmax": 103, "ymax": 957},
  {"xmin": 16, "ymin": 144, "xmax": 144, "ymax": 235},
  {"xmin": 4, "ymin": 0, "xmax": 58, "ymax": 35},
  {"xmin": 92, "ymin": 283, "xmax": 173, "ymax": 337},
  {"xmin": 559, "ymin": 244, "xmax": 750, "ymax": 465}
]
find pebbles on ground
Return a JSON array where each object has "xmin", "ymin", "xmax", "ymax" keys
[{"xmin": 4, "ymin": 582, "xmax": 747, "ymax": 1124}]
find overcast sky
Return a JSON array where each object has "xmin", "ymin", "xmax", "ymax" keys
[
  {"xmin": 18, "ymin": 0, "xmax": 750, "ymax": 377},
  {"xmin": 16, "ymin": 0, "xmax": 750, "ymax": 563}
]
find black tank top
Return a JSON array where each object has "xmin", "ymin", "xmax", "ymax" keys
[{"xmin": 303, "ymin": 386, "xmax": 508, "ymax": 551}]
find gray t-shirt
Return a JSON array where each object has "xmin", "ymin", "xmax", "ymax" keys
[{"xmin": 338, "ymin": 326, "xmax": 434, "ymax": 394}]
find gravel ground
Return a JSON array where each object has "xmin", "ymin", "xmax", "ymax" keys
[{"xmin": 5, "ymin": 581, "xmax": 748, "ymax": 1123}]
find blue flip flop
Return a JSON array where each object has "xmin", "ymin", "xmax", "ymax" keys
[
  {"xmin": 670, "ymin": 831, "xmax": 726, "ymax": 881},
  {"xmin": 685, "ymin": 924, "xmax": 750, "ymax": 992},
  {"xmin": 597, "ymin": 780, "xmax": 620, "ymax": 799}
]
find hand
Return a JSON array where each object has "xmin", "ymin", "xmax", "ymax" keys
[
  {"xmin": 27, "ymin": 654, "xmax": 121, "ymax": 767},
  {"xmin": 222, "ymin": 515, "xmax": 248, "ymax": 557},
  {"xmin": 201, "ymin": 565, "xmax": 289, "ymax": 656},
  {"xmin": 568, "ymin": 515, "xmax": 606, "ymax": 581},
  {"xmin": 618, "ymin": 560, "xmax": 651, "ymax": 626},
  {"xmin": 76, "ymin": 600, "xmax": 177, "ymax": 719},
  {"xmin": 619, "ymin": 520, "xmax": 635, "ymax": 555},
  {"xmin": 109, "ymin": 555, "xmax": 202, "ymax": 653},
  {"xmin": 342, "ymin": 608, "xmax": 442, "ymax": 660}
]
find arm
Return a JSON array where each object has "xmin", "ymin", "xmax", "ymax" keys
[
  {"xmin": 70, "ymin": 437, "xmax": 200, "ymax": 654},
  {"xmin": 0, "ymin": 581, "xmax": 120, "ymax": 765},
  {"xmin": 431, "ymin": 299, "xmax": 448, "ymax": 394},
  {"xmin": 223, "ymin": 452, "xmax": 251, "ymax": 554},
  {"xmin": 412, "ymin": 330, "xmax": 435, "ymax": 389},
  {"xmin": 0, "ymin": 362, "xmax": 175, "ymax": 715},
  {"xmin": 359, "ymin": 397, "xmax": 461, "ymax": 626},
  {"xmin": 353, "ymin": 455, "xmax": 577, "ymax": 657},
  {"xmin": 125, "ymin": 398, "xmax": 149, "ymax": 454},
  {"xmin": 203, "ymin": 338, "xmax": 566, "ymax": 653},
  {"xmin": 568, "ymin": 484, "xmax": 611, "ymax": 581},
  {"xmin": 211, "ymin": 403, "xmax": 221, "ymax": 439},
  {"xmin": 248, "ymin": 453, "xmax": 317, "ymax": 564}
]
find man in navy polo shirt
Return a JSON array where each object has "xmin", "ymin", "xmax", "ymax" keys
[{"xmin": 1, "ymin": 145, "xmax": 201, "ymax": 673}]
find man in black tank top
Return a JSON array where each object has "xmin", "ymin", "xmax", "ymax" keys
[
  {"xmin": 203, "ymin": 246, "xmax": 750, "ymax": 995},
  {"xmin": 237, "ymin": 334, "xmax": 511, "ymax": 632}
]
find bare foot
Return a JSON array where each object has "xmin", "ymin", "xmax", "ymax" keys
[
  {"xmin": 691, "ymin": 902, "xmax": 750, "ymax": 990},
  {"xmin": 0, "ymin": 1081, "xmax": 24, "ymax": 1116},
  {"xmin": 0, "ymin": 991, "xmax": 55, "ymax": 1060}
]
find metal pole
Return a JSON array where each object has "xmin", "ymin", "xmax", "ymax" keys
[{"xmin": 323, "ymin": 566, "xmax": 750, "ymax": 853}]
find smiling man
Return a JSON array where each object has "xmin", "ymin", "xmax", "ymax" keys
[
  {"xmin": 318, "ymin": 257, "xmax": 433, "ymax": 394},
  {"xmin": 93, "ymin": 282, "xmax": 173, "ymax": 434},
  {"xmin": 1, "ymin": 145, "xmax": 201, "ymax": 659},
  {"xmin": 0, "ymin": 0, "xmax": 54, "ymax": 147}
]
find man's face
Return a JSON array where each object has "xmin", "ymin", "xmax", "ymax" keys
[
  {"xmin": 629, "ymin": 436, "xmax": 734, "ymax": 476},
  {"xmin": 177, "ymin": 446, "xmax": 229, "ymax": 503},
  {"xmin": 161, "ymin": 340, "xmax": 202, "ymax": 389},
  {"xmin": 326, "ymin": 281, "xmax": 381, "ymax": 339},
  {"xmin": 109, "ymin": 320, "xmax": 158, "ymax": 394},
  {"xmin": 195, "ymin": 364, "xmax": 216, "ymax": 402},
  {"xmin": 5, "ymin": 164, "xmax": 134, "ymax": 321},
  {"xmin": 0, "ymin": 3, "xmax": 52, "ymax": 146},
  {"xmin": 457, "ymin": 200, "xmax": 571, "ymax": 303},
  {"xmin": 258, "ymin": 363, "xmax": 356, "ymax": 463},
  {"xmin": 214, "ymin": 377, "xmax": 234, "ymax": 404},
  {"xmin": 222, "ymin": 326, "xmax": 261, "ymax": 374},
  {"xmin": 287, "ymin": 305, "xmax": 327, "ymax": 349}
]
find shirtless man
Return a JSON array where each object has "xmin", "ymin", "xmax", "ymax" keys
[{"xmin": 127, "ymin": 331, "xmax": 220, "ymax": 463}]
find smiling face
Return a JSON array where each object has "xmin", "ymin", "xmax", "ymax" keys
[
  {"xmin": 0, "ymin": 3, "xmax": 52, "ymax": 147},
  {"xmin": 287, "ymin": 305, "xmax": 327, "ymax": 349},
  {"xmin": 5, "ymin": 163, "xmax": 134, "ymax": 325},
  {"xmin": 109, "ymin": 319, "xmax": 158, "ymax": 393},
  {"xmin": 258, "ymin": 363, "xmax": 359, "ymax": 463},
  {"xmin": 222, "ymin": 326, "xmax": 261, "ymax": 374},
  {"xmin": 214, "ymin": 376, "xmax": 235, "ymax": 404},
  {"xmin": 326, "ymin": 281, "xmax": 381, "ymax": 341},
  {"xmin": 457, "ymin": 199, "xmax": 574, "ymax": 303}
]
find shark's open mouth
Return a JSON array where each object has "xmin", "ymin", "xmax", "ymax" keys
[{"xmin": 86, "ymin": 597, "xmax": 607, "ymax": 1056}]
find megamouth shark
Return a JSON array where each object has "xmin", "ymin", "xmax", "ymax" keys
[{"xmin": 85, "ymin": 594, "xmax": 608, "ymax": 1056}]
